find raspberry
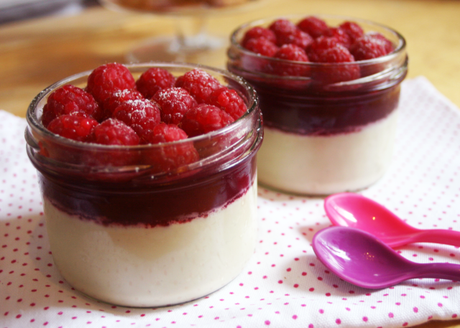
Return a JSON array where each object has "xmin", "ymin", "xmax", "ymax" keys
[
  {"xmin": 148, "ymin": 123, "xmax": 189, "ymax": 143},
  {"xmin": 175, "ymin": 69, "xmax": 221, "ymax": 104},
  {"xmin": 181, "ymin": 104, "xmax": 234, "ymax": 137},
  {"xmin": 269, "ymin": 19, "xmax": 313, "ymax": 49},
  {"xmin": 41, "ymin": 109, "xmax": 58, "ymax": 128},
  {"xmin": 142, "ymin": 123, "xmax": 199, "ymax": 173},
  {"xmin": 102, "ymin": 89, "xmax": 144, "ymax": 120},
  {"xmin": 152, "ymin": 87, "xmax": 197, "ymax": 125},
  {"xmin": 42, "ymin": 85, "xmax": 103, "ymax": 125},
  {"xmin": 297, "ymin": 16, "xmax": 329, "ymax": 38},
  {"xmin": 350, "ymin": 34, "xmax": 391, "ymax": 60},
  {"xmin": 112, "ymin": 98, "xmax": 161, "ymax": 143},
  {"xmin": 269, "ymin": 19, "xmax": 297, "ymax": 40},
  {"xmin": 136, "ymin": 67, "xmax": 176, "ymax": 99},
  {"xmin": 47, "ymin": 114, "xmax": 98, "ymax": 142},
  {"xmin": 324, "ymin": 27, "xmax": 352, "ymax": 49},
  {"xmin": 271, "ymin": 44, "xmax": 310, "ymax": 77},
  {"xmin": 243, "ymin": 37, "xmax": 279, "ymax": 57},
  {"xmin": 275, "ymin": 28, "xmax": 313, "ymax": 50},
  {"xmin": 275, "ymin": 43, "xmax": 309, "ymax": 62},
  {"xmin": 86, "ymin": 63, "xmax": 136, "ymax": 103},
  {"xmin": 242, "ymin": 26, "xmax": 277, "ymax": 47},
  {"xmin": 86, "ymin": 119, "xmax": 141, "ymax": 167},
  {"xmin": 339, "ymin": 21, "xmax": 364, "ymax": 43},
  {"xmin": 309, "ymin": 43, "xmax": 360, "ymax": 84},
  {"xmin": 367, "ymin": 32, "xmax": 394, "ymax": 54},
  {"xmin": 313, "ymin": 43, "xmax": 355, "ymax": 63},
  {"xmin": 307, "ymin": 36, "xmax": 342, "ymax": 62},
  {"xmin": 91, "ymin": 118, "xmax": 140, "ymax": 145},
  {"xmin": 208, "ymin": 87, "xmax": 247, "ymax": 120}
]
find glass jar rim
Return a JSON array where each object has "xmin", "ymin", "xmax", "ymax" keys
[
  {"xmin": 26, "ymin": 62, "xmax": 259, "ymax": 152},
  {"xmin": 25, "ymin": 62, "xmax": 263, "ymax": 180},
  {"xmin": 229, "ymin": 13, "xmax": 407, "ymax": 67},
  {"xmin": 227, "ymin": 14, "xmax": 408, "ymax": 91}
]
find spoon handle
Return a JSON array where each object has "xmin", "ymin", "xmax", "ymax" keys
[
  {"xmin": 415, "ymin": 229, "xmax": 460, "ymax": 247},
  {"xmin": 417, "ymin": 262, "xmax": 460, "ymax": 281}
]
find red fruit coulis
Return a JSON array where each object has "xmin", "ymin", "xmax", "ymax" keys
[
  {"xmin": 246, "ymin": 81, "xmax": 401, "ymax": 135},
  {"xmin": 38, "ymin": 152, "xmax": 257, "ymax": 227}
]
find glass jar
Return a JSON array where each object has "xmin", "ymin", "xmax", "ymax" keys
[
  {"xmin": 227, "ymin": 15, "xmax": 408, "ymax": 195},
  {"xmin": 25, "ymin": 63, "xmax": 263, "ymax": 307}
]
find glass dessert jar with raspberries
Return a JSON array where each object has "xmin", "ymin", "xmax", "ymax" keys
[
  {"xmin": 25, "ymin": 62, "xmax": 262, "ymax": 307},
  {"xmin": 227, "ymin": 15, "xmax": 408, "ymax": 195}
]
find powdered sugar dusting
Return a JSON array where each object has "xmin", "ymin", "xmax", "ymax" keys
[
  {"xmin": 112, "ymin": 89, "xmax": 135, "ymax": 98},
  {"xmin": 156, "ymin": 87, "xmax": 189, "ymax": 102}
]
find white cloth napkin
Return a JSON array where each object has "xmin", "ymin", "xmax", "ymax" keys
[{"xmin": 1, "ymin": 76, "xmax": 460, "ymax": 328}]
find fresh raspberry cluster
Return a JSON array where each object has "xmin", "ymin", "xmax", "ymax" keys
[
  {"xmin": 41, "ymin": 63, "xmax": 247, "ymax": 170},
  {"xmin": 241, "ymin": 16, "xmax": 394, "ymax": 82}
]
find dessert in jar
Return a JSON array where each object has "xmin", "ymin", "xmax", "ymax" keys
[
  {"xmin": 227, "ymin": 15, "xmax": 408, "ymax": 195},
  {"xmin": 25, "ymin": 62, "xmax": 262, "ymax": 307}
]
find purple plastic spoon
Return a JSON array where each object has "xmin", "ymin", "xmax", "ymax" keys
[
  {"xmin": 312, "ymin": 226, "xmax": 460, "ymax": 289},
  {"xmin": 324, "ymin": 193, "xmax": 460, "ymax": 248}
]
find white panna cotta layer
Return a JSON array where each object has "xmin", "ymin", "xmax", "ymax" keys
[
  {"xmin": 257, "ymin": 110, "xmax": 398, "ymax": 195},
  {"xmin": 45, "ymin": 184, "xmax": 257, "ymax": 307}
]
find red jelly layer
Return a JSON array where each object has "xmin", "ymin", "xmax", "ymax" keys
[
  {"xmin": 233, "ymin": 79, "xmax": 401, "ymax": 135},
  {"xmin": 39, "ymin": 154, "xmax": 257, "ymax": 227}
]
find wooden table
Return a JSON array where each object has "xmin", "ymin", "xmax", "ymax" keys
[
  {"xmin": 1, "ymin": 0, "xmax": 460, "ymax": 118},
  {"xmin": 1, "ymin": 1, "xmax": 459, "ymax": 327}
]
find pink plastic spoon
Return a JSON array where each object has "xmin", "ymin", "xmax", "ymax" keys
[
  {"xmin": 313, "ymin": 226, "xmax": 460, "ymax": 289},
  {"xmin": 324, "ymin": 193, "xmax": 460, "ymax": 248}
]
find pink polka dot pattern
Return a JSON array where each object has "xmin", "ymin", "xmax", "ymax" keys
[{"xmin": 1, "ymin": 77, "xmax": 460, "ymax": 327}]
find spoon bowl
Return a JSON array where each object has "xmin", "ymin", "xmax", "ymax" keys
[
  {"xmin": 312, "ymin": 226, "xmax": 460, "ymax": 289},
  {"xmin": 324, "ymin": 193, "xmax": 460, "ymax": 248}
]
